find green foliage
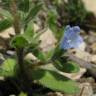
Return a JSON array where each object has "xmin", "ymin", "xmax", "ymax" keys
[
  {"xmin": 0, "ymin": 0, "xmax": 81, "ymax": 95},
  {"xmin": 48, "ymin": 10, "xmax": 64, "ymax": 40},
  {"xmin": 54, "ymin": 61, "xmax": 80, "ymax": 73},
  {"xmin": 1, "ymin": 0, "xmax": 11, "ymax": 8},
  {"xmin": 0, "ymin": 9, "xmax": 13, "ymax": 19},
  {"xmin": 23, "ymin": 21, "xmax": 39, "ymax": 45},
  {"xmin": 51, "ymin": 45, "xmax": 65, "ymax": 60},
  {"xmin": 11, "ymin": 35, "xmax": 28, "ymax": 48},
  {"xmin": 31, "ymin": 69, "xmax": 79, "ymax": 94},
  {"xmin": 18, "ymin": 0, "xmax": 30, "ymax": 12},
  {"xmin": 0, "ymin": 9, "xmax": 13, "ymax": 32},
  {"xmin": 65, "ymin": 0, "xmax": 87, "ymax": 24},
  {"xmin": 35, "ymin": 51, "xmax": 47, "ymax": 62},
  {"xmin": 19, "ymin": 92, "xmax": 28, "ymax": 96},
  {"xmin": 25, "ymin": 3, "xmax": 42, "ymax": 23},
  {"xmin": 24, "ymin": 21, "xmax": 34, "ymax": 40},
  {"xmin": 0, "ymin": 59, "xmax": 16, "ymax": 77},
  {"xmin": 0, "ymin": 19, "xmax": 13, "ymax": 32}
]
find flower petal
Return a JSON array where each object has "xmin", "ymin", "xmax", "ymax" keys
[
  {"xmin": 73, "ymin": 26, "xmax": 80, "ymax": 33},
  {"xmin": 60, "ymin": 25, "xmax": 84, "ymax": 50},
  {"xmin": 71, "ymin": 36, "xmax": 84, "ymax": 48}
]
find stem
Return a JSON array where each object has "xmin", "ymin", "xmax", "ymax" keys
[
  {"xmin": 10, "ymin": 0, "xmax": 24, "ymax": 75},
  {"xmin": 10, "ymin": 0, "xmax": 31, "ymax": 91},
  {"xmin": 10, "ymin": 0, "xmax": 24, "ymax": 77},
  {"xmin": 16, "ymin": 48, "xmax": 31, "ymax": 92},
  {"xmin": 10, "ymin": 0, "xmax": 21, "ymax": 35},
  {"xmin": 9, "ymin": 1, "xmax": 33, "ymax": 94},
  {"xmin": 16, "ymin": 48, "xmax": 25, "ymax": 75}
]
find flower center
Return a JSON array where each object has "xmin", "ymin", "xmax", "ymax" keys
[{"xmin": 67, "ymin": 39, "xmax": 72, "ymax": 43}]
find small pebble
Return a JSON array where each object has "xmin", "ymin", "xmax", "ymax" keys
[{"xmin": 6, "ymin": 50, "xmax": 15, "ymax": 56}]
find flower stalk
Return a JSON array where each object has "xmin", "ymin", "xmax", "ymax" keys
[
  {"xmin": 10, "ymin": 0, "xmax": 21, "ymax": 35},
  {"xmin": 10, "ymin": 0, "xmax": 29, "ymax": 88}
]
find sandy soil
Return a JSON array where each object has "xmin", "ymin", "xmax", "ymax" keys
[{"xmin": 83, "ymin": 0, "xmax": 96, "ymax": 15}]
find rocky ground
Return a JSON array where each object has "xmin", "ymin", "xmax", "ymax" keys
[
  {"xmin": 0, "ymin": 0, "xmax": 96, "ymax": 96},
  {"xmin": 0, "ymin": 25, "xmax": 96, "ymax": 96}
]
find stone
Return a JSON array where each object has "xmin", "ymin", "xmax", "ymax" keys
[
  {"xmin": 83, "ymin": 0, "xmax": 96, "ymax": 15},
  {"xmin": 9, "ymin": 95, "xmax": 16, "ymax": 96},
  {"xmin": 39, "ymin": 28, "xmax": 57, "ymax": 52},
  {"xmin": 93, "ymin": 94, "xmax": 96, "ymax": 96},
  {"xmin": 90, "ymin": 43, "xmax": 96, "ymax": 54},
  {"xmin": 91, "ymin": 55, "xmax": 96, "ymax": 64},
  {"xmin": 0, "ymin": 27, "xmax": 15, "ymax": 50},
  {"xmin": 70, "ymin": 48, "xmax": 96, "ymax": 64},
  {"xmin": 71, "ymin": 49, "xmax": 91, "ymax": 62},
  {"xmin": 0, "ymin": 53, "xmax": 5, "ymax": 61},
  {"xmin": 0, "ymin": 37, "xmax": 9, "ymax": 50},
  {"xmin": 0, "ymin": 77, "xmax": 5, "ymax": 80},
  {"xmin": 79, "ymin": 77, "xmax": 95, "ymax": 84},
  {"xmin": 78, "ymin": 83, "xmax": 93, "ymax": 96},
  {"xmin": 0, "ymin": 27, "xmax": 15, "ymax": 39},
  {"xmin": 92, "ymin": 83, "xmax": 96, "ymax": 93},
  {"xmin": 6, "ymin": 50, "xmax": 15, "ymax": 56},
  {"xmin": 78, "ymin": 42, "xmax": 86, "ymax": 51},
  {"xmin": 55, "ymin": 92, "xmax": 63, "ymax": 96},
  {"xmin": 24, "ymin": 53, "xmax": 37, "ymax": 61},
  {"xmin": 0, "ymin": 53, "xmax": 5, "ymax": 64},
  {"xmin": 86, "ymin": 77, "xmax": 95, "ymax": 84},
  {"xmin": 47, "ymin": 92, "xmax": 65, "ymax": 96}
]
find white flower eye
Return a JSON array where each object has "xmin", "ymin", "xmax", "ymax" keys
[{"xmin": 67, "ymin": 40, "xmax": 71, "ymax": 43}]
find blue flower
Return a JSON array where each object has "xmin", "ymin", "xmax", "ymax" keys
[{"xmin": 60, "ymin": 25, "xmax": 84, "ymax": 50}]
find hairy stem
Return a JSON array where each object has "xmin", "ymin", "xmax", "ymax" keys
[
  {"xmin": 10, "ymin": 0, "xmax": 21, "ymax": 35},
  {"xmin": 10, "ymin": 0, "xmax": 24, "ymax": 74},
  {"xmin": 16, "ymin": 48, "xmax": 25, "ymax": 75},
  {"xmin": 10, "ymin": 1, "xmax": 31, "ymax": 92},
  {"xmin": 10, "ymin": 0, "xmax": 29, "ymax": 88}
]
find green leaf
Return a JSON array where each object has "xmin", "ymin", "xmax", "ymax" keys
[
  {"xmin": 0, "ymin": 59, "xmax": 16, "ymax": 77},
  {"xmin": 23, "ymin": 21, "xmax": 41, "ymax": 45},
  {"xmin": 0, "ymin": 9, "xmax": 13, "ymax": 19},
  {"xmin": 18, "ymin": 0, "xmax": 29, "ymax": 12},
  {"xmin": 23, "ymin": 21, "xmax": 34, "ymax": 43},
  {"xmin": 10, "ymin": 35, "xmax": 28, "ymax": 48},
  {"xmin": 0, "ymin": 19, "xmax": 13, "ymax": 32},
  {"xmin": 36, "ymin": 49, "xmax": 55, "ymax": 62},
  {"xmin": 54, "ymin": 60, "xmax": 80, "ymax": 73},
  {"xmin": 25, "ymin": 3, "xmax": 42, "ymax": 23},
  {"xmin": 19, "ymin": 92, "xmax": 28, "ymax": 96},
  {"xmin": 48, "ymin": 11, "xmax": 64, "ymax": 40},
  {"xmin": 67, "ymin": 61, "xmax": 80, "ymax": 73},
  {"xmin": 31, "ymin": 47, "xmax": 47, "ymax": 62},
  {"xmin": 32, "ymin": 69, "xmax": 80, "ymax": 94},
  {"xmin": 1, "ymin": 0, "xmax": 11, "ymax": 8},
  {"xmin": 36, "ymin": 51, "xmax": 47, "ymax": 62},
  {"xmin": 52, "ymin": 45, "xmax": 65, "ymax": 61},
  {"xmin": 48, "ymin": 11, "xmax": 57, "ymax": 32}
]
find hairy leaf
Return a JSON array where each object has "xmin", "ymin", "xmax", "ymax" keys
[
  {"xmin": 25, "ymin": 3, "xmax": 42, "ymax": 23},
  {"xmin": 18, "ymin": 0, "xmax": 29, "ymax": 12},
  {"xmin": 19, "ymin": 92, "xmax": 28, "ymax": 96},
  {"xmin": 0, "ymin": 19, "xmax": 13, "ymax": 32},
  {"xmin": 0, "ymin": 59, "xmax": 16, "ymax": 77},
  {"xmin": 11, "ymin": 35, "xmax": 28, "ymax": 48},
  {"xmin": 32, "ymin": 69, "xmax": 80, "ymax": 94},
  {"xmin": 54, "ymin": 60, "xmax": 80, "ymax": 73},
  {"xmin": 23, "ymin": 21, "xmax": 34, "ymax": 43},
  {"xmin": 0, "ymin": 9, "xmax": 13, "ymax": 19}
]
